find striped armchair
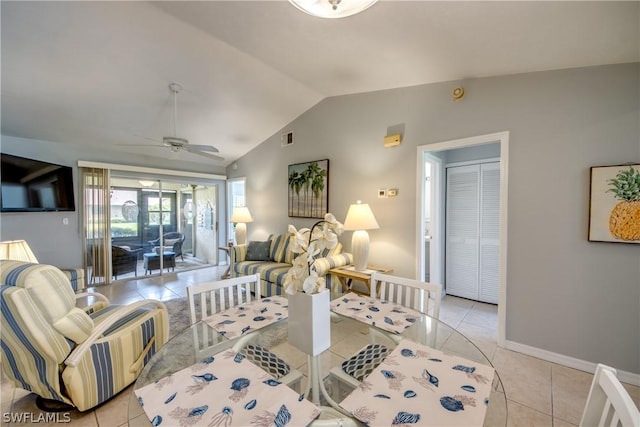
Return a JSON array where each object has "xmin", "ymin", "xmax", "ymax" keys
[{"xmin": 0, "ymin": 260, "xmax": 169, "ymax": 412}]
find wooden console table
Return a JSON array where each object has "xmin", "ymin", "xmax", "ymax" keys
[{"xmin": 329, "ymin": 265, "xmax": 393, "ymax": 296}]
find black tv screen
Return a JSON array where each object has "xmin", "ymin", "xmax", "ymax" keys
[{"xmin": 1, "ymin": 153, "xmax": 76, "ymax": 212}]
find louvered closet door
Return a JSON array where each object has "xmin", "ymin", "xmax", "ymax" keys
[
  {"xmin": 479, "ymin": 163, "xmax": 500, "ymax": 304},
  {"xmin": 446, "ymin": 162, "xmax": 500, "ymax": 303},
  {"xmin": 446, "ymin": 165, "xmax": 480, "ymax": 300}
]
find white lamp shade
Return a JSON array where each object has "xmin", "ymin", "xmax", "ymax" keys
[
  {"xmin": 230, "ymin": 206, "xmax": 254, "ymax": 223},
  {"xmin": 343, "ymin": 202, "xmax": 379, "ymax": 231},
  {"xmin": 0, "ymin": 240, "xmax": 38, "ymax": 263},
  {"xmin": 289, "ymin": 0, "xmax": 378, "ymax": 18}
]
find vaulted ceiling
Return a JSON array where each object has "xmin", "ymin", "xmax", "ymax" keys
[{"xmin": 1, "ymin": 1, "xmax": 638, "ymax": 168}]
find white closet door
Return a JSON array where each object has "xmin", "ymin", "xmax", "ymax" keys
[
  {"xmin": 445, "ymin": 162, "xmax": 500, "ymax": 303},
  {"xmin": 445, "ymin": 165, "xmax": 479, "ymax": 300},
  {"xmin": 479, "ymin": 163, "xmax": 500, "ymax": 303}
]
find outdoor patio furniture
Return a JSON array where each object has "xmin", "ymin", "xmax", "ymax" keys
[{"xmin": 143, "ymin": 251, "xmax": 176, "ymax": 274}]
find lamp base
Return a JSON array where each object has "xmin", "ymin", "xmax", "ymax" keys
[
  {"xmin": 235, "ymin": 223, "xmax": 247, "ymax": 245},
  {"xmin": 351, "ymin": 230, "xmax": 370, "ymax": 271}
]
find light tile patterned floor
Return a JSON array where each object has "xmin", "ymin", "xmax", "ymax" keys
[{"xmin": 1, "ymin": 265, "xmax": 639, "ymax": 426}]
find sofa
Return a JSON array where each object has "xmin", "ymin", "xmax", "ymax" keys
[{"xmin": 231, "ymin": 232, "xmax": 352, "ymax": 296}]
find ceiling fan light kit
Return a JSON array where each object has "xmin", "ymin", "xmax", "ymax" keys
[{"xmin": 288, "ymin": 0, "xmax": 378, "ymax": 18}]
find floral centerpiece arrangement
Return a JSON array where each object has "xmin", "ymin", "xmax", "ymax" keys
[{"xmin": 283, "ymin": 213, "xmax": 344, "ymax": 295}]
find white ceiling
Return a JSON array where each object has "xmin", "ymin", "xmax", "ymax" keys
[{"xmin": 1, "ymin": 1, "xmax": 638, "ymax": 168}]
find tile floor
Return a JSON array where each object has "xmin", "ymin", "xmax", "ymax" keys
[{"xmin": 2, "ymin": 265, "xmax": 638, "ymax": 427}]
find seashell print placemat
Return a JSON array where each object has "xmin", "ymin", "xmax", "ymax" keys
[
  {"xmin": 135, "ymin": 349, "xmax": 319, "ymax": 427},
  {"xmin": 203, "ymin": 296, "xmax": 289, "ymax": 339},
  {"xmin": 340, "ymin": 338, "xmax": 495, "ymax": 426},
  {"xmin": 330, "ymin": 292, "xmax": 421, "ymax": 334}
]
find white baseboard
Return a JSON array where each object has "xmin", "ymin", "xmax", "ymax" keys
[{"xmin": 503, "ymin": 340, "xmax": 640, "ymax": 386}]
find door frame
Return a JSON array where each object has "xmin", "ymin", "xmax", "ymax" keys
[
  {"xmin": 422, "ymin": 153, "xmax": 443, "ymax": 285},
  {"xmin": 416, "ymin": 131, "xmax": 509, "ymax": 345}
]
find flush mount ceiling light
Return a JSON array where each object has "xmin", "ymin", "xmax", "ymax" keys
[{"xmin": 289, "ymin": 0, "xmax": 378, "ymax": 18}]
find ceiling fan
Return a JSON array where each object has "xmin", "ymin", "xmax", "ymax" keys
[{"xmin": 129, "ymin": 83, "xmax": 224, "ymax": 161}]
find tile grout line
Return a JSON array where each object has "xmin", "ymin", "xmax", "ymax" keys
[{"xmin": 550, "ymin": 363, "xmax": 556, "ymax": 427}]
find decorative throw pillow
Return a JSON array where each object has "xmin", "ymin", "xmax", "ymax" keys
[
  {"xmin": 164, "ymin": 238, "xmax": 180, "ymax": 247},
  {"xmin": 246, "ymin": 240, "xmax": 272, "ymax": 261}
]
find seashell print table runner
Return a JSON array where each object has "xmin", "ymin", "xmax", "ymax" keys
[
  {"xmin": 203, "ymin": 296, "xmax": 289, "ymax": 339},
  {"xmin": 340, "ymin": 338, "xmax": 495, "ymax": 426},
  {"xmin": 134, "ymin": 349, "xmax": 320, "ymax": 427},
  {"xmin": 330, "ymin": 292, "xmax": 421, "ymax": 334}
]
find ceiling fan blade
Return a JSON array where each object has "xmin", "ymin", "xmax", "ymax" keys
[
  {"xmin": 191, "ymin": 150, "xmax": 225, "ymax": 161},
  {"xmin": 183, "ymin": 144, "xmax": 219, "ymax": 153},
  {"xmin": 116, "ymin": 142, "xmax": 164, "ymax": 148},
  {"xmin": 132, "ymin": 133, "xmax": 162, "ymax": 143},
  {"xmin": 139, "ymin": 135, "xmax": 161, "ymax": 143}
]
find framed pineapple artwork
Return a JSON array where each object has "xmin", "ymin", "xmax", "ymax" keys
[{"xmin": 588, "ymin": 164, "xmax": 640, "ymax": 243}]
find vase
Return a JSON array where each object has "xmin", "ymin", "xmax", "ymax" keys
[{"xmin": 287, "ymin": 290, "xmax": 330, "ymax": 356}]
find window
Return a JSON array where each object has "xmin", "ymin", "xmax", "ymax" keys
[
  {"xmin": 142, "ymin": 190, "xmax": 177, "ymax": 243},
  {"xmin": 110, "ymin": 188, "xmax": 139, "ymax": 238},
  {"xmin": 227, "ymin": 178, "xmax": 246, "ymax": 244},
  {"xmin": 146, "ymin": 194, "xmax": 174, "ymax": 226}
]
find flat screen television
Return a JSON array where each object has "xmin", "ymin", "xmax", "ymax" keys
[{"xmin": 1, "ymin": 153, "xmax": 76, "ymax": 212}]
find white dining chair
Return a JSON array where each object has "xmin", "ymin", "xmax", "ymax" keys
[
  {"xmin": 186, "ymin": 274, "xmax": 303, "ymax": 391},
  {"xmin": 579, "ymin": 364, "xmax": 640, "ymax": 427},
  {"xmin": 187, "ymin": 274, "xmax": 262, "ymax": 324},
  {"xmin": 372, "ymin": 272, "xmax": 442, "ymax": 319},
  {"xmin": 328, "ymin": 272, "xmax": 442, "ymax": 397}
]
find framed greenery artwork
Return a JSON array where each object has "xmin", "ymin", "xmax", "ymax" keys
[
  {"xmin": 288, "ymin": 159, "xmax": 329, "ymax": 218},
  {"xmin": 588, "ymin": 164, "xmax": 640, "ymax": 244}
]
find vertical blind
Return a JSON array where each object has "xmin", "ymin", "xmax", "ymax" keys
[{"xmin": 81, "ymin": 167, "xmax": 111, "ymax": 285}]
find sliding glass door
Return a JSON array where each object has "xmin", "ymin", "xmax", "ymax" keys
[{"xmin": 84, "ymin": 172, "xmax": 218, "ymax": 286}]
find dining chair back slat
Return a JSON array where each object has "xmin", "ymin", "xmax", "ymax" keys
[
  {"xmin": 187, "ymin": 274, "xmax": 261, "ymax": 324},
  {"xmin": 371, "ymin": 272, "xmax": 442, "ymax": 319},
  {"xmin": 579, "ymin": 364, "xmax": 640, "ymax": 427}
]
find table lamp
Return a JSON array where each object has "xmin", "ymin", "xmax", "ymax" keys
[
  {"xmin": 230, "ymin": 207, "xmax": 253, "ymax": 245},
  {"xmin": 343, "ymin": 201, "xmax": 379, "ymax": 271},
  {"xmin": 0, "ymin": 240, "xmax": 38, "ymax": 262}
]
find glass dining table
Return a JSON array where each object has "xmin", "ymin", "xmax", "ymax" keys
[{"xmin": 128, "ymin": 301, "xmax": 507, "ymax": 426}]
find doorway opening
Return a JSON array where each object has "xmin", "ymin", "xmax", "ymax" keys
[{"xmin": 417, "ymin": 131, "xmax": 509, "ymax": 345}]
